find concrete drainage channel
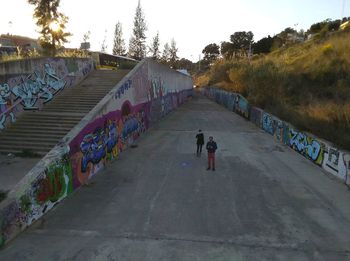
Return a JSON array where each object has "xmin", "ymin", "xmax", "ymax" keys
[
  {"xmin": 0, "ymin": 58, "xmax": 193, "ymax": 248},
  {"xmin": 202, "ymin": 87, "xmax": 350, "ymax": 188}
]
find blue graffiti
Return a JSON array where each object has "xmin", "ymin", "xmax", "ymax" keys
[
  {"xmin": 80, "ymin": 121, "xmax": 117, "ymax": 172},
  {"xmin": 115, "ymin": 79, "xmax": 132, "ymax": 99},
  {"xmin": 262, "ymin": 113, "xmax": 274, "ymax": 135},
  {"xmin": 122, "ymin": 117, "xmax": 139, "ymax": 140},
  {"xmin": 10, "ymin": 64, "xmax": 66, "ymax": 109},
  {"xmin": 289, "ymin": 129, "xmax": 322, "ymax": 162}
]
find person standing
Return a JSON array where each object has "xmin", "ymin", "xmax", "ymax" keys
[
  {"xmin": 206, "ymin": 136, "xmax": 217, "ymax": 171},
  {"xmin": 195, "ymin": 130, "xmax": 204, "ymax": 156}
]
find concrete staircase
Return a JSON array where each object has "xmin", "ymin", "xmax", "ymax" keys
[{"xmin": 0, "ymin": 69, "xmax": 130, "ymax": 156}]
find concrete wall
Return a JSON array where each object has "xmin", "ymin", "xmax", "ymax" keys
[
  {"xmin": 0, "ymin": 58, "xmax": 193, "ymax": 247},
  {"xmin": 203, "ymin": 87, "xmax": 350, "ymax": 187},
  {"xmin": 0, "ymin": 57, "xmax": 93, "ymax": 130}
]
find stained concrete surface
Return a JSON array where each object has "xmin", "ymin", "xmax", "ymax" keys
[
  {"xmin": 0, "ymin": 155, "xmax": 39, "ymax": 193},
  {"xmin": 1, "ymin": 95, "xmax": 350, "ymax": 260}
]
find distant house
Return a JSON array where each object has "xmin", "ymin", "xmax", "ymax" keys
[
  {"xmin": 286, "ymin": 33, "xmax": 305, "ymax": 44},
  {"xmin": 176, "ymin": 69, "xmax": 190, "ymax": 76},
  {"xmin": 0, "ymin": 34, "xmax": 40, "ymax": 51}
]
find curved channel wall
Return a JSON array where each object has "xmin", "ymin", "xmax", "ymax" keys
[
  {"xmin": 203, "ymin": 87, "xmax": 350, "ymax": 188},
  {"xmin": 0, "ymin": 58, "xmax": 193, "ymax": 247}
]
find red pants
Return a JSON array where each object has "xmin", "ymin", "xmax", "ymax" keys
[{"xmin": 208, "ymin": 153, "xmax": 215, "ymax": 169}]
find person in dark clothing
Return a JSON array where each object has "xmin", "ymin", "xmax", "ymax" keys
[
  {"xmin": 196, "ymin": 130, "xmax": 204, "ymax": 156},
  {"xmin": 206, "ymin": 136, "xmax": 217, "ymax": 171}
]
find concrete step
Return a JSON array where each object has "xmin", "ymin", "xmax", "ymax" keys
[{"xmin": 0, "ymin": 69, "xmax": 131, "ymax": 155}]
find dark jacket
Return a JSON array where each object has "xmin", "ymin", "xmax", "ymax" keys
[
  {"xmin": 196, "ymin": 133, "xmax": 204, "ymax": 145},
  {"xmin": 206, "ymin": 141, "xmax": 217, "ymax": 153}
]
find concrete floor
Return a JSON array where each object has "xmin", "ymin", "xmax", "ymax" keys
[
  {"xmin": 1, "ymin": 95, "xmax": 350, "ymax": 260},
  {"xmin": 0, "ymin": 155, "xmax": 39, "ymax": 193}
]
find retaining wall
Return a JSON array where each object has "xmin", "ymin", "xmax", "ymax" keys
[
  {"xmin": 203, "ymin": 87, "xmax": 350, "ymax": 187},
  {"xmin": 0, "ymin": 57, "xmax": 94, "ymax": 130},
  {"xmin": 0, "ymin": 58, "xmax": 193, "ymax": 247}
]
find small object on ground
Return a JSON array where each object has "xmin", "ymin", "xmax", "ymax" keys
[{"xmin": 130, "ymin": 144, "xmax": 138, "ymax": 148}]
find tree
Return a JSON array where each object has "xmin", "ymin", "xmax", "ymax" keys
[
  {"xmin": 169, "ymin": 38, "xmax": 178, "ymax": 68},
  {"xmin": 82, "ymin": 31, "xmax": 91, "ymax": 43},
  {"xmin": 149, "ymin": 31, "xmax": 160, "ymax": 60},
  {"xmin": 177, "ymin": 58, "xmax": 193, "ymax": 72},
  {"xmin": 28, "ymin": 0, "xmax": 71, "ymax": 55},
  {"xmin": 101, "ymin": 30, "xmax": 108, "ymax": 52},
  {"xmin": 80, "ymin": 31, "xmax": 91, "ymax": 50},
  {"xmin": 112, "ymin": 21, "xmax": 126, "ymax": 56},
  {"xmin": 161, "ymin": 42, "xmax": 170, "ymax": 64},
  {"xmin": 202, "ymin": 43, "xmax": 220, "ymax": 63},
  {"xmin": 230, "ymin": 31, "xmax": 254, "ymax": 57},
  {"xmin": 220, "ymin": 41, "xmax": 234, "ymax": 59},
  {"xmin": 252, "ymin": 35, "xmax": 273, "ymax": 54},
  {"xmin": 129, "ymin": 0, "xmax": 147, "ymax": 60}
]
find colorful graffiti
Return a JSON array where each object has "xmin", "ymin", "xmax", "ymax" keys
[
  {"xmin": 289, "ymin": 129, "xmax": 324, "ymax": 165},
  {"xmin": 235, "ymin": 95, "xmax": 249, "ymax": 119},
  {"xmin": 0, "ymin": 58, "xmax": 93, "ymax": 130},
  {"xmin": 262, "ymin": 113, "xmax": 274, "ymax": 135},
  {"xmin": 204, "ymin": 87, "xmax": 350, "ymax": 188},
  {"xmin": 322, "ymin": 147, "xmax": 348, "ymax": 181},
  {"xmin": 0, "ymin": 155, "xmax": 73, "ymax": 245},
  {"xmin": 0, "ymin": 58, "xmax": 193, "ymax": 247}
]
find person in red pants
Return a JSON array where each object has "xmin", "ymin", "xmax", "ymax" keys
[{"xmin": 206, "ymin": 136, "xmax": 217, "ymax": 171}]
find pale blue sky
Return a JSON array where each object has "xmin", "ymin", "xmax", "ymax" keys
[{"xmin": 0, "ymin": 0, "xmax": 349, "ymax": 61}]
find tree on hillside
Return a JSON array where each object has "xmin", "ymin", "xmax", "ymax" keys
[
  {"xmin": 202, "ymin": 43, "xmax": 220, "ymax": 63},
  {"xmin": 253, "ymin": 35, "xmax": 274, "ymax": 54},
  {"xmin": 169, "ymin": 38, "xmax": 178, "ymax": 68},
  {"xmin": 129, "ymin": 0, "xmax": 147, "ymax": 60},
  {"xmin": 220, "ymin": 41, "xmax": 234, "ymax": 59},
  {"xmin": 177, "ymin": 58, "xmax": 193, "ymax": 72},
  {"xmin": 28, "ymin": 0, "xmax": 71, "ymax": 55},
  {"xmin": 161, "ymin": 42, "xmax": 170, "ymax": 64},
  {"xmin": 230, "ymin": 31, "xmax": 254, "ymax": 57},
  {"xmin": 149, "ymin": 31, "xmax": 161, "ymax": 60},
  {"xmin": 112, "ymin": 21, "xmax": 127, "ymax": 56}
]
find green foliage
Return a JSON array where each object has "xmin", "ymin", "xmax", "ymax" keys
[
  {"xmin": 253, "ymin": 36, "xmax": 273, "ymax": 54},
  {"xmin": 230, "ymin": 31, "xmax": 254, "ymax": 56},
  {"xmin": 202, "ymin": 43, "xmax": 220, "ymax": 63},
  {"xmin": 203, "ymin": 30, "xmax": 350, "ymax": 149},
  {"xmin": 149, "ymin": 31, "xmax": 160, "ymax": 60},
  {"xmin": 161, "ymin": 42, "xmax": 170, "ymax": 64},
  {"xmin": 113, "ymin": 22, "xmax": 127, "ymax": 56},
  {"xmin": 129, "ymin": 1, "xmax": 147, "ymax": 60},
  {"xmin": 28, "ymin": 0, "xmax": 71, "ymax": 55},
  {"xmin": 169, "ymin": 38, "xmax": 178, "ymax": 68},
  {"xmin": 56, "ymin": 49, "xmax": 90, "ymax": 58},
  {"xmin": 220, "ymin": 41, "xmax": 234, "ymax": 59}
]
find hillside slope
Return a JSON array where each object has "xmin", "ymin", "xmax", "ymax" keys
[{"xmin": 197, "ymin": 29, "xmax": 350, "ymax": 149}]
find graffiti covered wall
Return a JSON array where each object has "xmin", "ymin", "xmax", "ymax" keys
[
  {"xmin": 203, "ymin": 87, "xmax": 350, "ymax": 187},
  {"xmin": 0, "ymin": 58, "xmax": 193, "ymax": 247},
  {"xmin": 0, "ymin": 58, "xmax": 93, "ymax": 130}
]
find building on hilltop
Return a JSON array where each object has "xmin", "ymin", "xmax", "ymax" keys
[{"xmin": 0, "ymin": 34, "xmax": 40, "ymax": 51}]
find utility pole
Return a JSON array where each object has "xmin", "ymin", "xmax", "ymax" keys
[
  {"xmin": 198, "ymin": 54, "xmax": 201, "ymax": 71},
  {"xmin": 342, "ymin": 0, "xmax": 346, "ymax": 20}
]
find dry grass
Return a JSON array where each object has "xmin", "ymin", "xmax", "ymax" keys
[{"xmin": 204, "ymin": 30, "xmax": 350, "ymax": 149}]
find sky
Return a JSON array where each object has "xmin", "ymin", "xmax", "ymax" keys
[{"xmin": 1, "ymin": 0, "xmax": 349, "ymax": 61}]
